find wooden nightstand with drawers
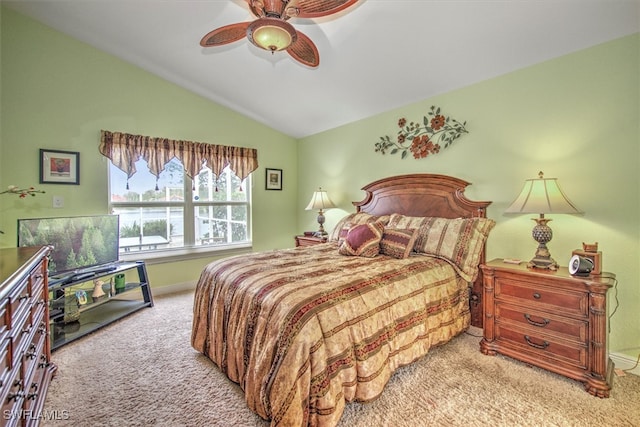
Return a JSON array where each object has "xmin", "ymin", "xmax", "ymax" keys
[
  {"xmin": 295, "ymin": 235, "xmax": 327, "ymax": 247},
  {"xmin": 480, "ymin": 259, "xmax": 615, "ymax": 398}
]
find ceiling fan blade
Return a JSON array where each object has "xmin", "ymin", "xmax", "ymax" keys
[
  {"xmin": 200, "ymin": 22, "xmax": 251, "ymax": 47},
  {"xmin": 287, "ymin": 31, "xmax": 319, "ymax": 67},
  {"xmin": 294, "ymin": 0, "xmax": 360, "ymax": 18}
]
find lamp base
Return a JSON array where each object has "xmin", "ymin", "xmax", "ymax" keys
[
  {"xmin": 315, "ymin": 210, "xmax": 327, "ymax": 238},
  {"xmin": 527, "ymin": 216, "xmax": 558, "ymax": 271},
  {"xmin": 527, "ymin": 254, "xmax": 559, "ymax": 270}
]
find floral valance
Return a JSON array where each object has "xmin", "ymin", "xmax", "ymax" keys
[{"xmin": 99, "ymin": 130, "xmax": 258, "ymax": 188}]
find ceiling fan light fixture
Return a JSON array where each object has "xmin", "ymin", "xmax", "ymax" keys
[{"xmin": 247, "ymin": 18, "xmax": 296, "ymax": 52}]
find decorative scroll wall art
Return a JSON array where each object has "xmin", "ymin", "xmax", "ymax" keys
[{"xmin": 374, "ymin": 106, "xmax": 469, "ymax": 159}]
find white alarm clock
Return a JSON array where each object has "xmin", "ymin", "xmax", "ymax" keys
[{"xmin": 569, "ymin": 255, "xmax": 594, "ymax": 277}]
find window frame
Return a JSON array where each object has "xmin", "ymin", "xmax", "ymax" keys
[{"xmin": 108, "ymin": 161, "xmax": 253, "ymax": 265}]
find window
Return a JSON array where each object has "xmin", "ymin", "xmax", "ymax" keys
[{"xmin": 109, "ymin": 157, "xmax": 251, "ymax": 254}]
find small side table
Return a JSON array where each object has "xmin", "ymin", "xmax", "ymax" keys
[
  {"xmin": 480, "ymin": 258, "xmax": 615, "ymax": 398},
  {"xmin": 295, "ymin": 235, "xmax": 326, "ymax": 247}
]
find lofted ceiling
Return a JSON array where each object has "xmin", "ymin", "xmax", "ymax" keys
[{"xmin": 3, "ymin": 0, "xmax": 639, "ymax": 139}]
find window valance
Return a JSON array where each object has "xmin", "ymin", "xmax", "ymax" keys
[{"xmin": 99, "ymin": 130, "xmax": 258, "ymax": 187}]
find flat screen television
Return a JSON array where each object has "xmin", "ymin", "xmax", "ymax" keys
[{"xmin": 17, "ymin": 214, "xmax": 120, "ymax": 277}]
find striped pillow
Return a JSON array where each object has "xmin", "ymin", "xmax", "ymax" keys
[
  {"xmin": 380, "ymin": 228, "xmax": 417, "ymax": 259},
  {"xmin": 387, "ymin": 214, "xmax": 495, "ymax": 281},
  {"xmin": 338, "ymin": 222, "xmax": 384, "ymax": 257},
  {"xmin": 387, "ymin": 213, "xmax": 428, "ymax": 230}
]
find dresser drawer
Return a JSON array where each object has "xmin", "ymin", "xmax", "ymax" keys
[
  {"xmin": 30, "ymin": 277, "xmax": 45, "ymax": 309},
  {"xmin": 22, "ymin": 307, "xmax": 46, "ymax": 372},
  {"xmin": 28, "ymin": 267, "xmax": 46, "ymax": 297},
  {"xmin": 0, "ymin": 302, "xmax": 8, "ymax": 384},
  {"xmin": 495, "ymin": 323, "xmax": 587, "ymax": 370},
  {"xmin": 22, "ymin": 324, "xmax": 46, "ymax": 404},
  {"xmin": 0, "ymin": 364, "xmax": 24, "ymax": 425},
  {"xmin": 495, "ymin": 278, "xmax": 587, "ymax": 318},
  {"xmin": 0, "ymin": 337, "xmax": 10, "ymax": 390},
  {"xmin": 31, "ymin": 290, "xmax": 47, "ymax": 322},
  {"xmin": 9, "ymin": 307, "xmax": 34, "ymax": 365},
  {"xmin": 0, "ymin": 299, "xmax": 7, "ymax": 336},
  {"xmin": 8, "ymin": 279, "xmax": 32, "ymax": 329},
  {"xmin": 495, "ymin": 303, "xmax": 587, "ymax": 344}
]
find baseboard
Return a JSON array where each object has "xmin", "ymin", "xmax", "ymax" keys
[
  {"xmin": 152, "ymin": 280, "xmax": 197, "ymax": 297},
  {"xmin": 610, "ymin": 352, "xmax": 640, "ymax": 376}
]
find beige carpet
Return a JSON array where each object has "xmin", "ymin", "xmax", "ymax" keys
[{"xmin": 42, "ymin": 290, "xmax": 640, "ymax": 427}]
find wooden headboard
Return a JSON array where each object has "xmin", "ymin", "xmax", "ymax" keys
[{"xmin": 353, "ymin": 174, "xmax": 492, "ymax": 327}]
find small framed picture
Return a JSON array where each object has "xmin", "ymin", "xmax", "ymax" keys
[
  {"xmin": 40, "ymin": 149, "xmax": 80, "ymax": 185},
  {"xmin": 265, "ymin": 168, "xmax": 283, "ymax": 191}
]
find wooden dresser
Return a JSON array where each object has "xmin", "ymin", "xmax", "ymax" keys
[
  {"xmin": 480, "ymin": 259, "xmax": 614, "ymax": 398},
  {"xmin": 0, "ymin": 247, "xmax": 57, "ymax": 425}
]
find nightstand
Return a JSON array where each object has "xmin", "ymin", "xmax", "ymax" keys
[
  {"xmin": 295, "ymin": 235, "xmax": 326, "ymax": 247},
  {"xmin": 480, "ymin": 259, "xmax": 615, "ymax": 398}
]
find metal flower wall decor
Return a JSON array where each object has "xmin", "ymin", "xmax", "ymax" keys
[
  {"xmin": 1, "ymin": 185, "xmax": 45, "ymax": 198},
  {"xmin": 374, "ymin": 106, "xmax": 469, "ymax": 159}
]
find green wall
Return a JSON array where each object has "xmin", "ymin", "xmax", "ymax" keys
[
  {"xmin": 0, "ymin": 8, "xmax": 299, "ymax": 284},
  {"xmin": 298, "ymin": 34, "xmax": 640, "ymax": 357},
  {"xmin": 2, "ymin": 8, "xmax": 638, "ymax": 358}
]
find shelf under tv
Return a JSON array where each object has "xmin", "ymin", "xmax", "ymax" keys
[{"xmin": 49, "ymin": 261, "xmax": 153, "ymax": 350}]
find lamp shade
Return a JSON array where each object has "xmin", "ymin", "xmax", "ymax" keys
[
  {"xmin": 305, "ymin": 188, "xmax": 336, "ymax": 211},
  {"xmin": 505, "ymin": 171, "xmax": 582, "ymax": 215}
]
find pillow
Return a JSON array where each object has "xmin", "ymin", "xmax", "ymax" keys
[
  {"xmin": 410, "ymin": 216, "xmax": 496, "ymax": 282},
  {"xmin": 338, "ymin": 222, "xmax": 384, "ymax": 257},
  {"xmin": 386, "ymin": 213, "xmax": 429, "ymax": 252},
  {"xmin": 387, "ymin": 213, "xmax": 428, "ymax": 230},
  {"xmin": 329, "ymin": 212, "xmax": 390, "ymax": 242},
  {"xmin": 379, "ymin": 228, "xmax": 417, "ymax": 259}
]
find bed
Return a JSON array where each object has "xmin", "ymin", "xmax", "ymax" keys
[{"xmin": 192, "ymin": 174, "xmax": 493, "ymax": 427}]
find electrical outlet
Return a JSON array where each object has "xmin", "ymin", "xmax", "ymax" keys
[{"xmin": 52, "ymin": 196, "xmax": 64, "ymax": 208}]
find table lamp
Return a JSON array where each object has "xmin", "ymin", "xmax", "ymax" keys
[
  {"xmin": 505, "ymin": 171, "xmax": 582, "ymax": 270},
  {"xmin": 305, "ymin": 187, "xmax": 336, "ymax": 237}
]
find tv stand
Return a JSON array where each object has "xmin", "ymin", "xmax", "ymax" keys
[{"xmin": 49, "ymin": 261, "xmax": 153, "ymax": 350}]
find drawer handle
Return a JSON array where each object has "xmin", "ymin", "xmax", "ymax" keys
[
  {"xmin": 7, "ymin": 391, "xmax": 24, "ymax": 402},
  {"xmin": 27, "ymin": 382, "xmax": 39, "ymax": 400},
  {"xmin": 26, "ymin": 343, "xmax": 37, "ymax": 360},
  {"xmin": 524, "ymin": 314, "xmax": 550, "ymax": 327},
  {"xmin": 38, "ymin": 354, "xmax": 50, "ymax": 369},
  {"xmin": 532, "ymin": 293, "xmax": 541, "ymax": 299},
  {"xmin": 524, "ymin": 335, "xmax": 549, "ymax": 350}
]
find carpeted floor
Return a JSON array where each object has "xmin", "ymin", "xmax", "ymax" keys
[{"xmin": 42, "ymin": 290, "xmax": 640, "ymax": 426}]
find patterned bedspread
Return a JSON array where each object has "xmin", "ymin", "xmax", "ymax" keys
[{"xmin": 191, "ymin": 242, "xmax": 471, "ymax": 427}]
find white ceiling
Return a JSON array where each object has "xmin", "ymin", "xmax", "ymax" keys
[{"xmin": 4, "ymin": 0, "xmax": 639, "ymax": 138}]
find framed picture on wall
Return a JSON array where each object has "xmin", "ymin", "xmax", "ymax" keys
[
  {"xmin": 40, "ymin": 149, "xmax": 80, "ymax": 185},
  {"xmin": 265, "ymin": 168, "xmax": 282, "ymax": 191}
]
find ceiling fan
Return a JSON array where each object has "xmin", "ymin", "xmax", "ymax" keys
[{"xmin": 200, "ymin": 0, "xmax": 360, "ymax": 68}]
